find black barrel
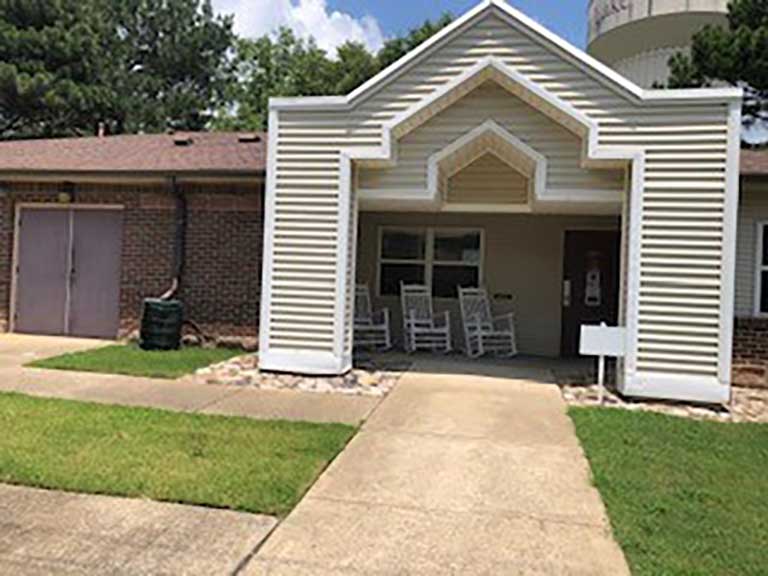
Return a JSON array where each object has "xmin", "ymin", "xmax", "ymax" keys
[{"xmin": 140, "ymin": 299, "xmax": 184, "ymax": 351}]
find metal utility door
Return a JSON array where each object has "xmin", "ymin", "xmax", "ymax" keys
[
  {"xmin": 68, "ymin": 210, "xmax": 124, "ymax": 338},
  {"xmin": 14, "ymin": 207, "xmax": 123, "ymax": 339},
  {"xmin": 14, "ymin": 209, "xmax": 70, "ymax": 336},
  {"xmin": 560, "ymin": 230, "xmax": 620, "ymax": 357}
]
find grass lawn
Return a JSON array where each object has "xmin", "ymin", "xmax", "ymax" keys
[
  {"xmin": 0, "ymin": 392, "xmax": 355, "ymax": 516},
  {"xmin": 27, "ymin": 344, "xmax": 240, "ymax": 379},
  {"xmin": 570, "ymin": 407, "xmax": 768, "ymax": 576}
]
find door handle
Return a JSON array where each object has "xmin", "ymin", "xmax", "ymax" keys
[{"xmin": 563, "ymin": 280, "xmax": 571, "ymax": 308}]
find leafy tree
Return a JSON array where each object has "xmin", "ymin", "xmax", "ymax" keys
[
  {"xmin": 215, "ymin": 13, "xmax": 455, "ymax": 131},
  {"xmin": 668, "ymin": 0, "xmax": 768, "ymax": 142},
  {"xmin": 334, "ymin": 41, "xmax": 378, "ymax": 95},
  {"xmin": 377, "ymin": 13, "xmax": 454, "ymax": 70},
  {"xmin": 0, "ymin": 0, "xmax": 112, "ymax": 138},
  {"xmin": 214, "ymin": 28, "xmax": 337, "ymax": 131}
]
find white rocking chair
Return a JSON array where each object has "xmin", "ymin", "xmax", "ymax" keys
[
  {"xmin": 458, "ymin": 286, "xmax": 518, "ymax": 358},
  {"xmin": 354, "ymin": 284, "xmax": 392, "ymax": 350},
  {"xmin": 401, "ymin": 284, "xmax": 452, "ymax": 353}
]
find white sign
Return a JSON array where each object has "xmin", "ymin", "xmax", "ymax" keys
[
  {"xmin": 580, "ymin": 325, "xmax": 626, "ymax": 358},
  {"xmin": 580, "ymin": 323, "xmax": 626, "ymax": 405}
]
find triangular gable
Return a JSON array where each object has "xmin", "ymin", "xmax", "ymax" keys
[
  {"xmin": 427, "ymin": 120, "xmax": 546, "ymax": 206},
  {"xmin": 270, "ymin": 0, "xmax": 740, "ymax": 112},
  {"xmin": 352, "ymin": 57, "xmax": 628, "ymax": 175},
  {"xmin": 386, "ymin": 58, "xmax": 592, "ymax": 161}
]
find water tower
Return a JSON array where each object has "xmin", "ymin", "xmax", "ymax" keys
[{"xmin": 587, "ymin": 0, "xmax": 729, "ymax": 88}]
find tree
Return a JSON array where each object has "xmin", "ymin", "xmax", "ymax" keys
[
  {"xmin": 668, "ymin": 0, "xmax": 768, "ymax": 143},
  {"xmin": 214, "ymin": 28, "xmax": 337, "ymax": 131},
  {"xmin": 377, "ymin": 13, "xmax": 454, "ymax": 70},
  {"xmin": 334, "ymin": 41, "xmax": 378, "ymax": 95},
  {"xmin": 0, "ymin": 0, "xmax": 112, "ymax": 138},
  {"xmin": 0, "ymin": 0, "xmax": 235, "ymax": 139},
  {"xmin": 100, "ymin": 0, "xmax": 235, "ymax": 134},
  {"xmin": 214, "ymin": 13, "xmax": 455, "ymax": 132}
]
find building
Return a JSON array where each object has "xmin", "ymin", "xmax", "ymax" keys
[
  {"xmin": 3, "ymin": 0, "xmax": 768, "ymax": 401},
  {"xmin": 0, "ymin": 133, "xmax": 266, "ymax": 341},
  {"xmin": 587, "ymin": 0, "xmax": 728, "ymax": 89},
  {"xmin": 260, "ymin": 0, "xmax": 742, "ymax": 404},
  {"xmin": 587, "ymin": 1, "xmax": 768, "ymax": 389}
]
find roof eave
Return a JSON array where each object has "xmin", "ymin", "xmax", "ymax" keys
[{"xmin": 0, "ymin": 169, "xmax": 265, "ymax": 184}]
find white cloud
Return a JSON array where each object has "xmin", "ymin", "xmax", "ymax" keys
[{"xmin": 212, "ymin": 0, "xmax": 385, "ymax": 56}]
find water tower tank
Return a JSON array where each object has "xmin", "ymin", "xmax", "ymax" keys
[{"xmin": 587, "ymin": 0, "xmax": 729, "ymax": 88}]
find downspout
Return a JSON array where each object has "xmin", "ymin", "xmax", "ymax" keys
[{"xmin": 161, "ymin": 176, "xmax": 187, "ymax": 299}]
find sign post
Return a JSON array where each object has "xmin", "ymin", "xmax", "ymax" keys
[{"xmin": 579, "ymin": 323, "xmax": 626, "ymax": 404}]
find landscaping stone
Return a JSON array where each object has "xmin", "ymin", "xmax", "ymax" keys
[
  {"xmin": 198, "ymin": 355, "xmax": 411, "ymax": 397},
  {"xmin": 560, "ymin": 380, "xmax": 768, "ymax": 424}
]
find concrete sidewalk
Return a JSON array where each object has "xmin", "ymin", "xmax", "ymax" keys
[
  {"xmin": 247, "ymin": 361, "xmax": 630, "ymax": 575},
  {"xmin": 0, "ymin": 335, "xmax": 377, "ymax": 425},
  {"xmin": 0, "ymin": 484, "xmax": 276, "ymax": 575}
]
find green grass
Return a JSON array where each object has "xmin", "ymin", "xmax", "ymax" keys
[
  {"xmin": 27, "ymin": 344, "xmax": 241, "ymax": 379},
  {"xmin": 570, "ymin": 407, "xmax": 768, "ymax": 576},
  {"xmin": 0, "ymin": 392, "xmax": 355, "ymax": 516}
]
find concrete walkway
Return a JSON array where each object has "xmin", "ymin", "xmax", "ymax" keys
[
  {"xmin": 0, "ymin": 334, "xmax": 377, "ymax": 425},
  {"xmin": 0, "ymin": 484, "xmax": 276, "ymax": 575},
  {"xmin": 247, "ymin": 361, "xmax": 630, "ymax": 575}
]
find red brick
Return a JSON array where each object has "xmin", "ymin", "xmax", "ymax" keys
[{"xmin": 0, "ymin": 180, "xmax": 263, "ymax": 340}]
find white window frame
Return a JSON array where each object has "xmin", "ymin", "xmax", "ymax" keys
[
  {"xmin": 376, "ymin": 226, "xmax": 485, "ymax": 299},
  {"xmin": 754, "ymin": 221, "xmax": 768, "ymax": 317}
]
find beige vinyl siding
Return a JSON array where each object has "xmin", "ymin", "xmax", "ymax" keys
[
  {"xmin": 357, "ymin": 82, "xmax": 624, "ymax": 194},
  {"xmin": 357, "ymin": 211, "xmax": 619, "ymax": 355},
  {"xmin": 447, "ymin": 153, "xmax": 529, "ymax": 205},
  {"xmin": 268, "ymin": 8, "xmax": 734, "ymax": 379},
  {"xmin": 269, "ymin": 122, "xmax": 341, "ymax": 352},
  {"xmin": 735, "ymin": 179, "xmax": 768, "ymax": 316},
  {"xmin": 606, "ymin": 107, "xmax": 731, "ymax": 378}
]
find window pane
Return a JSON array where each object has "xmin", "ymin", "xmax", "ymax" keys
[
  {"xmin": 763, "ymin": 226, "xmax": 768, "ymax": 267},
  {"xmin": 433, "ymin": 265, "xmax": 479, "ymax": 298},
  {"xmin": 434, "ymin": 231, "xmax": 481, "ymax": 263},
  {"xmin": 762, "ymin": 271, "xmax": 768, "ymax": 313},
  {"xmin": 381, "ymin": 230, "xmax": 425, "ymax": 260},
  {"xmin": 380, "ymin": 264, "xmax": 425, "ymax": 296}
]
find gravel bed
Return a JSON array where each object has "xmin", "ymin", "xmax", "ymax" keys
[
  {"xmin": 196, "ymin": 354, "xmax": 411, "ymax": 397},
  {"xmin": 560, "ymin": 381, "xmax": 768, "ymax": 424}
]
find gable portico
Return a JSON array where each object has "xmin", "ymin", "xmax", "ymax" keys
[{"xmin": 259, "ymin": 0, "xmax": 742, "ymax": 404}]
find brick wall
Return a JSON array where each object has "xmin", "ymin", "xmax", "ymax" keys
[
  {"xmin": 732, "ymin": 317, "xmax": 768, "ymax": 388},
  {"xmin": 0, "ymin": 180, "xmax": 263, "ymax": 341}
]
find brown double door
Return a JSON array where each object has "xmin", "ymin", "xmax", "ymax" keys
[
  {"xmin": 560, "ymin": 230, "xmax": 620, "ymax": 357},
  {"xmin": 15, "ymin": 207, "xmax": 124, "ymax": 339}
]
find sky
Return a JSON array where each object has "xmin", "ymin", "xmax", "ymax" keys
[{"xmin": 210, "ymin": 0, "xmax": 589, "ymax": 56}]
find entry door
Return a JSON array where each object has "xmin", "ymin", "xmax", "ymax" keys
[
  {"xmin": 15, "ymin": 207, "xmax": 124, "ymax": 339},
  {"xmin": 560, "ymin": 230, "xmax": 620, "ymax": 357}
]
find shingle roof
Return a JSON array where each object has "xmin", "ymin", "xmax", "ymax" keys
[
  {"xmin": 0, "ymin": 131, "xmax": 764, "ymax": 178},
  {"xmin": 741, "ymin": 148, "xmax": 768, "ymax": 177},
  {"xmin": 0, "ymin": 132, "xmax": 266, "ymax": 176}
]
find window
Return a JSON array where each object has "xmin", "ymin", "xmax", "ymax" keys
[
  {"xmin": 378, "ymin": 227, "xmax": 483, "ymax": 298},
  {"xmin": 756, "ymin": 222, "xmax": 768, "ymax": 316}
]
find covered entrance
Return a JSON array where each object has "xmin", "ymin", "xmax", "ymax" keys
[
  {"xmin": 13, "ymin": 205, "xmax": 123, "ymax": 339},
  {"xmin": 260, "ymin": 0, "xmax": 741, "ymax": 404},
  {"xmin": 356, "ymin": 213, "xmax": 622, "ymax": 358}
]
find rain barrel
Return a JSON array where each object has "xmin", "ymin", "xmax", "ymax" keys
[{"xmin": 140, "ymin": 299, "xmax": 184, "ymax": 351}]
